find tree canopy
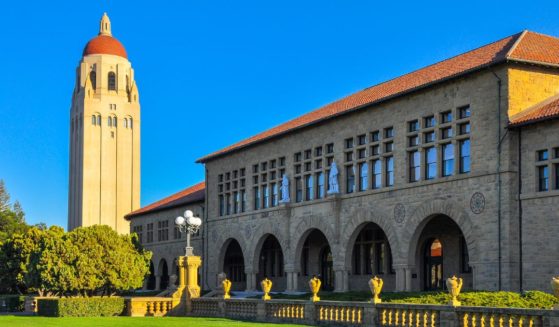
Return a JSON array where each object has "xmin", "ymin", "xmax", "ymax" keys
[
  {"xmin": 0, "ymin": 180, "xmax": 30, "ymax": 243},
  {"xmin": 0, "ymin": 225, "xmax": 152, "ymax": 296}
]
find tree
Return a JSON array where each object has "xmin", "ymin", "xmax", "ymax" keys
[
  {"xmin": 0, "ymin": 180, "xmax": 30, "ymax": 243},
  {"xmin": 0, "ymin": 224, "xmax": 152, "ymax": 296}
]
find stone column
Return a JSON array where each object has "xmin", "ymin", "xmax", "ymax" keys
[
  {"xmin": 245, "ymin": 268, "xmax": 257, "ymax": 292},
  {"xmin": 405, "ymin": 267, "xmax": 413, "ymax": 291},
  {"xmin": 333, "ymin": 266, "xmax": 349, "ymax": 292},
  {"xmin": 155, "ymin": 275, "xmax": 161, "ymax": 291}
]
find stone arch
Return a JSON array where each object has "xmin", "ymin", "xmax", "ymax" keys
[
  {"xmin": 288, "ymin": 214, "xmax": 337, "ymax": 263},
  {"xmin": 402, "ymin": 198, "xmax": 478, "ymax": 267},
  {"xmin": 341, "ymin": 207, "xmax": 401, "ymax": 267},
  {"xmin": 217, "ymin": 237, "xmax": 248, "ymax": 273},
  {"xmin": 247, "ymin": 232, "xmax": 287, "ymax": 274}
]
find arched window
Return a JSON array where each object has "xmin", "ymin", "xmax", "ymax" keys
[
  {"xmin": 130, "ymin": 119, "xmax": 133, "ymax": 129},
  {"xmin": 90, "ymin": 71, "xmax": 97, "ymax": 90},
  {"xmin": 113, "ymin": 117, "xmax": 117, "ymax": 127},
  {"xmin": 92, "ymin": 116, "xmax": 96, "ymax": 125},
  {"xmin": 108, "ymin": 72, "xmax": 116, "ymax": 91},
  {"xmin": 108, "ymin": 117, "xmax": 112, "ymax": 127},
  {"xmin": 124, "ymin": 118, "xmax": 128, "ymax": 128},
  {"xmin": 97, "ymin": 115, "xmax": 101, "ymax": 126}
]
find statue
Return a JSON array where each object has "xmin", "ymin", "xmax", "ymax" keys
[
  {"xmin": 261, "ymin": 278, "xmax": 273, "ymax": 301},
  {"xmin": 222, "ymin": 278, "xmax": 232, "ymax": 300},
  {"xmin": 446, "ymin": 275, "xmax": 463, "ymax": 306},
  {"xmin": 216, "ymin": 272, "xmax": 227, "ymax": 289},
  {"xmin": 308, "ymin": 276, "xmax": 321, "ymax": 302},
  {"xmin": 368, "ymin": 276, "xmax": 383, "ymax": 304},
  {"xmin": 168, "ymin": 274, "xmax": 178, "ymax": 290},
  {"xmin": 327, "ymin": 162, "xmax": 339, "ymax": 194},
  {"xmin": 279, "ymin": 174, "xmax": 290, "ymax": 203}
]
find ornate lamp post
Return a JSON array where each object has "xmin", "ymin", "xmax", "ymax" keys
[{"xmin": 175, "ymin": 210, "xmax": 202, "ymax": 257}]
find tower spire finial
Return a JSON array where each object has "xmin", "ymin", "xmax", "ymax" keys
[{"xmin": 99, "ymin": 12, "xmax": 112, "ymax": 36}]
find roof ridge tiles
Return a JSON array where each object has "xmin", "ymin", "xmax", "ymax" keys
[{"xmin": 197, "ymin": 30, "xmax": 559, "ymax": 163}]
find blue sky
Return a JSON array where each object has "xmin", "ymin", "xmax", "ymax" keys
[{"xmin": 1, "ymin": 1, "xmax": 558, "ymax": 228}]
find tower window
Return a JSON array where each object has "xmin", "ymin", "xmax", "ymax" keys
[
  {"xmin": 92, "ymin": 116, "xmax": 96, "ymax": 125},
  {"xmin": 108, "ymin": 117, "xmax": 112, "ymax": 127},
  {"xmin": 113, "ymin": 117, "xmax": 117, "ymax": 127},
  {"xmin": 108, "ymin": 72, "xmax": 116, "ymax": 91},
  {"xmin": 124, "ymin": 118, "xmax": 128, "ymax": 128},
  {"xmin": 97, "ymin": 115, "xmax": 101, "ymax": 125},
  {"xmin": 90, "ymin": 71, "xmax": 97, "ymax": 90}
]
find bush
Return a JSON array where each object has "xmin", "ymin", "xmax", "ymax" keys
[
  {"xmin": 0, "ymin": 295, "xmax": 25, "ymax": 312},
  {"xmin": 38, "ymin": 297, "xmax": 125, "ymax": 317},
  {"xmin": 388, "ymin": 291, "xmax": 557, "ymax": 309},
  {"xmin": 261, "ymin": 290, "xmax": 558, "ymax": 309}
]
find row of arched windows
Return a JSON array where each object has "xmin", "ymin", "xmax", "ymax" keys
[
  {"xmin": 91, "ymin": 114, "xmax": 133, "ymax": 129},
  {"xmin": 89, "ymin": 71, "xmax": 117, "ymax": 91}
]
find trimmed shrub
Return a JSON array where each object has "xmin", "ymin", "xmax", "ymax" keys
[
  {"xmin": 38, "ymin": 297, "xmax": 125, "ymax": 317},
  {"xmin": 0, "ymin": 295, "xmax": 25, "ymax": 312}
]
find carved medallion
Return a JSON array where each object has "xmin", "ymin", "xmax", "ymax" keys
[
  {"xmin": 470, "ymin": 192, "xmax": 485, "ymax": 214},
  {"xmin": 244, "ymin": 224, "xmax": 253, "ymax": 239},
  {"xmin": 394, "ymin": 204, "xmax": 406, "ymax": 223}
]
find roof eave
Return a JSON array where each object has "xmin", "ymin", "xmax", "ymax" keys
[
  {"xmin": 125, "ymin": 198, "xmax": 205, "ymax": 220},
  {"xmin": 196, "ymin": 60, "xmax": 509, "ymax": 164}
]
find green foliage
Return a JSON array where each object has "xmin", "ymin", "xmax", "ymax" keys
[
  {"xmin": 38, "ymin": 297, "xmax": 125, "ymax": 317},
  {"xmin": 0, "ymin": 295, "xmax": 25, "ymax": 312},
  {"xmin": 0, "ymin": 224, "xmax": 152, "ymax": 296},
  {"xmin": 264, "ymin": 290, "xmax": 558, "ymax": 309},
  {"xmin": 0, "ymin": 180, "xmax": 30, "ymax": 245}
]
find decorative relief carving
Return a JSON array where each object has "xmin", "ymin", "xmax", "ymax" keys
[
  {"xmin": 394, "ymin": 204, "xmax": 405, "ymax": 223},
  {"xmin": 244, "ymin": 224, "xmax": 253, "ymax": 239},
  {"xmin": 470, "ymin": 192, "xmax": 485, "ymax": 214}
]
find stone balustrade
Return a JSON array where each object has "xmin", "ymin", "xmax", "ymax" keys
[
  {"xmin": 190, "ymin": 298, "xmax": 559, "ymax": 327},
  {"xmin": 124, "ymin": 297, "xmax": 174, "ymax": 317}
]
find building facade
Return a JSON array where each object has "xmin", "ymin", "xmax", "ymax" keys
[
  {"xmin": 68, "ymin": 13, "xmax": 140, "ymax": 234},
  {"xmin": 195, "ymin": 31, "xmax": 559, "ymax": 293},
  {"xmin": 127, "ymin": 183, "xmax": 205, "ymax": 291}
]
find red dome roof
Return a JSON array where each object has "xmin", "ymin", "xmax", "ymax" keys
[{"xmin": 83, "ymin": 35, "xmax": 127, "ymax": 59}]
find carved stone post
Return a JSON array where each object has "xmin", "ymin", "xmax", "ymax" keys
[{"xmin": 170, "ymin": 255, "xmax": 202, "ymax": 316}]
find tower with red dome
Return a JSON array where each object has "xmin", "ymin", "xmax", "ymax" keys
[{"xmin": 68, "ymin": 13, "xmax": 140, "ymax": 234}]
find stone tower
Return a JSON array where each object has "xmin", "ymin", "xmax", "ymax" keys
[{"xmin": 68, "ymin": 13, "xmax": 140, "ymax": 234}]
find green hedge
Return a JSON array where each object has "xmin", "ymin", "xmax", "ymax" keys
[
  {"xmin": 262, "ymin": 290, "xmax": 558, "ymax": 309},
  {"xmin": 38, "ymin": 297, "xmax": 125, "ymax": 317},
  {"xmin": 0, "ymin": 295, "xmax": 25, "ymax": 312}
]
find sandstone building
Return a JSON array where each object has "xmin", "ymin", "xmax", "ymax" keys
[
  {"xmin": 130, "ymin": 30, "xmax": 559, "ymax": 293},
  {"xmin": 68, "ymin": 13, "xmax": 140, "ymax": 234}
]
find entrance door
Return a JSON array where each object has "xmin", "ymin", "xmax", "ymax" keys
[
  {"xmin": 320, "ymin": 246, "xmax": 334, "ymax": 291},
  {"xmin": 424, "ymin": 238, "xmax": 443, "ymax": 290}
]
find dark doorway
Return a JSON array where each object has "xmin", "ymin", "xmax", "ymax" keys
[
  {"xmin": 223, "ymin": 239, "xmax": 246, "ymax": 290},
  {"xmin": 320, "ymin": 246, "xmax": 334, "ymax": 291},
  {"xmin": 424, "ymin": 238, "xmax": 443, "ymax": 290},
  {"xmin": 147, "ymin": 261, "xmax": 156, "ymax": 290},
  {"xmin": 257, "ymin": 235, "xmax": 285, "ymax": 290},
  {"xmin": 159, "ymin": 259, "xmax": 169, "ymax": 290}
]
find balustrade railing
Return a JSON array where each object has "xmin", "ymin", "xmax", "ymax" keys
[
  {"xmin": 190, "ymin": 298, "xmax": 559, "ymax": 327},
  {"xmin": 316, "ymin": 302, "xmax": 365, "ymax": 324},
  {"xmin": 266, "ymin": 302, "xmax": 305, "ymax": 320}
]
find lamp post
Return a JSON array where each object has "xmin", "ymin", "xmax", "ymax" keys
[{"xmin": 175, "ymin": 210, "xmax": 202, "ymax": 256}]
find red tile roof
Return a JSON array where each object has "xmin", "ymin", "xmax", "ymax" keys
[
  {"xmin": 83, "ymin": 35, "xmax": 128, "ymax": 59},
  {"xmin": 509, "ymin": 94, "xmax": 559, "ymax": 127},
  {"xmin": 197, "ymin": 31, "xmax": 559, "ymax": 163},
  {"xmin": 125, "ymin": 182, "xmax": 205, "ymax": 219}
]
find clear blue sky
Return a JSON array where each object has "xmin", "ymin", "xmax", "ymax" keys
[{"xmin": 0, "ymin": 1, "xmax": 558, "ymax": 228}]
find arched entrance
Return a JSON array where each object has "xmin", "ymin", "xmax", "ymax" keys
[
  {"xmin": 223, "ymin": 239, "xmax": 246, "ymax": 291},
  {"xmin": 158, "ymin": 259, "xmax": 169, "ymax": 290},
  {"xmin": 424, "ymin": 238, "xmax": 443, "ymax": 290},
  {"xmin": 299, "ymin": 229, "xmax": 334, "ymax": 291},
  {"xmin": 348, "ymin": 222, "xmax": 394, "ymax": 291},
  {"xmin": 257, "ymin": 235, "xmax": 285, "ymax": 290},
  {"xmin": 147, "ymin": 261, "xmax": 156, "ymax": 290},
  {"xmin": 414, "ymin": 215, "xmax": 472, "ymax": 291}
]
